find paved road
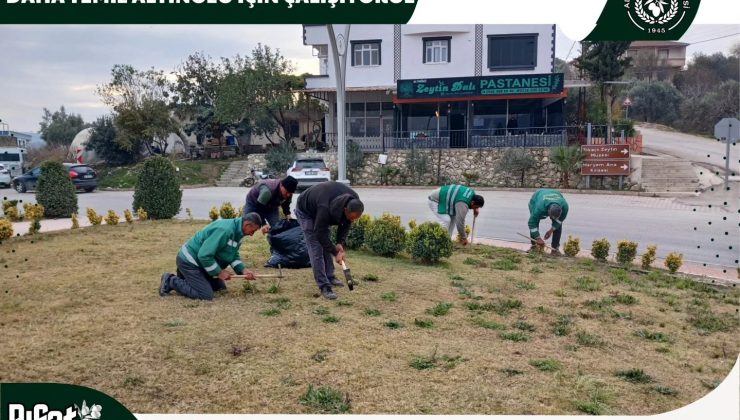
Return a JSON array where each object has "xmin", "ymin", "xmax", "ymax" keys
[
  {"xmin": 3, "ymin": 187, "xmax": 737, "ymax": 270},
  {"xmin": 640, "ymin": 125, "xmax": 739, "ymax": 175}
]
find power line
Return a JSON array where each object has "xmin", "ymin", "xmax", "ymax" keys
[
  {"xmin": 685, "ymin": 32, "xmax": 740, "ymax": 46},
  {"xmin": 564, "ymin": 40, "xmax": 577, "ymax": 62}
]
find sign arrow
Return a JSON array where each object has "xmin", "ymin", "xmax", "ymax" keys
[
  {"xmin": 621, "ymin": 149, "xmax": 629, "ymax": 155},
  {"xmin": 621, "ymin": 164, "xmax": 629, "ymax": 170}
]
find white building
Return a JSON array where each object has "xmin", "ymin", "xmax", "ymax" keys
[{"xmin": 303, "ymin": 24, "xmax": 565, "ymax": 150}]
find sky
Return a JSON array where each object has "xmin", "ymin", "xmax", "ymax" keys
[{"xmin": 0, "ymin": 24, "xmax": 737, "ymax": 134}]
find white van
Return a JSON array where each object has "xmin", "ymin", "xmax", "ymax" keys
[{"xmin": 0, "ymin": 147, "xmax": 27, "ymax": 177}]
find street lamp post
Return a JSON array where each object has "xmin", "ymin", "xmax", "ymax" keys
[{"xmin": 327, "ymin": 24, "xmax": 351, "ymax": 184}]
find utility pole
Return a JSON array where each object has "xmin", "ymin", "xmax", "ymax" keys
[{"xmin": 327, "ymin": 24, "xmax": 351, "ymax": 184}]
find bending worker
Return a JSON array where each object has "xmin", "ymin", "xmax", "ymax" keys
[
  {"xmin": 243, "ymin": 176, "xmax": 298, "ymax": 233},
  {"xmin": 527, "ymin": 188, "xmax": 569, "ymax": 255},
  {"xmin": 427, "ymin": 184, "xmax": 485, "ymax": 245},
  {"xmin": 295, "ymin": 181, "xmax": 365, "ymax": 300},
  {"xmin": 159, "ymin": 213, "xmax": 262, "ymax": 300}
]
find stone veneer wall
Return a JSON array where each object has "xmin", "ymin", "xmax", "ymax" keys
[{"xmin": 245, "ymin": 149, "xmax": 637, "ymax": 190}]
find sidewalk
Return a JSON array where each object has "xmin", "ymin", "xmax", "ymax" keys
[{"xmin": 7, "ymin": 218, "xmax": 737, "ymax": 284}]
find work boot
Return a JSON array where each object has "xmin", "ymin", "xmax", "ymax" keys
[
  {"xmin": 159, "ymin": 272, "xmax": 173, "ymax": 296},
  {"xmin": 550, "ymin": 248, "xmax": 562, "ymax": 257},
  {"xmin": 320, "ymin": 287, "xmax": 337, "ymax": 300},
  {"xmin": 527, "ymin": 245, "xmax": 542, "ymax": 254},
  {"xmin": 328, "ymin": 277, "xmax": 345, "ymax": 288}
]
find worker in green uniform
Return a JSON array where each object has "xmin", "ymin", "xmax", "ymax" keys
[
  {"xmin": 159, "ymin": 213, "xmax": 263, "ymax": 300},
  {"xmin": 427, "ymin": 184, "xmax": 485, "ymax": 245},
  {"xmin": 527, "ymin": 189, "xmax": 569, "ymax": 255}
]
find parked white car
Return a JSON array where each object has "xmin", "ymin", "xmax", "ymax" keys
[
  {"xmin": 0, "ymin": 164, "xmax": 11, "ymax": 188},
  {"xmin": 287, "ymin": 158, "xmax": 331, "ymax": 190}
]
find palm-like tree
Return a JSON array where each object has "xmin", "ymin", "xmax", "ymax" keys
[{"xmin": 550, "ymin": 145, "xmax": 587, "ymax": 188}]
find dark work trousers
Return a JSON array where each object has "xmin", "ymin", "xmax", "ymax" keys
[
  {"xmin": 295, "ymin": 208, "xmax": 336, "ymax": 291},
  {"xmin": 243, "ymin": 201, "xmax": 280, "ymax": 228},
  {"xmin": 530, "ymin": 224, "xmax": 563, "ymax": 249},
  {"xmin": 167, "ymin": 254, "xmax": 227, "ymax": 300}
]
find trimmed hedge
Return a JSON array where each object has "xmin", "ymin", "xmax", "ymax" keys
[
  {"xmin": 36, "ymin": 161, "xmax": 78, "ymax": 218},
  {"xmin": 406, "ymin": 222, "xmax": 453, "ymax": 264},
  {"xmin": 365, "ymin": 213, "xmax": 407, "ymax": 257},
  {"xmin": 132, "ymin": 156, "xmax": 182, "ymax": 220}
]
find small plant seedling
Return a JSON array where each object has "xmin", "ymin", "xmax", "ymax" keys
[
  {"xmin": 242, "ymin": 282, "xmax": 258, "ymax": 295},
  {"xmin": 362, "ymin": 274, "xmax": 379, "ymax": 282},
  {"xmin": 267, "ymin": 284, "xmax": 280, "ymax": 294},
  {"xmin": 634, "ymin": 330, "xmax": 673, "ymax": 343},
  {"xmin": 322, "ymin": 315, "xmax": 339, "ymax": 323},
  {"xmin": 299, "ymin": 385, "xmax": 351, "ymax": 414},
  {"xmin": 500, "ymin": 331, "xmax": 530, "ymax": 342},
  {"xmin": 576, "ymin": 331, "xmax": 604, "ymax": 347},
  {"xmin": 260, "ymin": 308, "xmax": 281, "ymax": 317},
  {"xmin": 410, "ymin": 355, "xmax": 437, "ymax": 370},
  {"xmin": 575, "ymin": 276, "xmax": 601, "ymax": 292},
  {"xmin": 530, "ymin": 358, "xmax": 561, "ymax": 372},
  {"xmin": 384, "ymin": 320, "xmax": 403, "ymax": 329},
  {"xmin": 163, "ymin": 319, "xmax": 187, "ymax": 328},
  {"xmin": 414, "ymin": 319, "xmax": 434, "ymax": 329},
  {"xmin": 364, "ymin": 308, "xmax": 382, "ymax": 317},
  {"xmin": 313, "ymin": 306, "xmax": 330, "ymax": 315},
  {"xmin": 552, "ymin": 316, "xmax": 572, "ymax": 336},
  {"xmin": 500, "ymin": 368, "xmax": 524, "ymax": 377},
  {"xmin": 270, "ymin": 298, "xmax": 291, "ymax": 310},
  {"xmin": 513, "ymin": 321, "xmax": 536, "ymax": 332},
  {"xmin": 615, "ymin": 368, "xmax": 653, "ymax": 383},
  {"xmin": 381, "ymin": 292, "xmax": 398, "ymax": 302},
  {"xmin": 427, "ymin": 302, "xmax": 453, "ymax": 317},
  {"xmin": 653, "ymin": 386, "xmax": 678, "ymax": 396},
  {"xmin": 516, "ymin": 281, "xmax": 537, "ymax": 290}
]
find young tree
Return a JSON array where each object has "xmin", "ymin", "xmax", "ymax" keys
[
  {"xmin": 36, "ymin": 161, "xmax": 78, "ymax": 218},
  {"xmin": 550, "ymin": 145, "xmax": 586, "ymax": 188},
  {"xmin": 86, "ymin": 115, "xmax": 138, "ymax": 165},
  {"xmin": 97, "ymin": 65, "xmax": 183, "ymax": 156},
  {"xmin": 39, "ymin": 106, "xmax": 88, "ymax": 146}
]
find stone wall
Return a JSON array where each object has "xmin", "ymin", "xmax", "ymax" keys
[{"xmin": 245, "ymin": 149, "xmax": 637, "ymax": 190}]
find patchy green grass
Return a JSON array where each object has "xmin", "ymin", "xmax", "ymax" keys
[
  {"xmin": 426, "ymin": 302, "xmax": 453, "ymax": 317},
  {"xmin": 300, "ymin": 385, "xmax": 351, "ymax": 414},
  {"xmin": 615, "ymin": 369, "xmax": 653, "ymax": 384},
  {"xmin": 97, "ymin": 159, "xmax": 231, "ymax": 188},
  {"xmin": 1, "ymin": 220, "xmax": 738, "ymax": 415},
  {"xmin": 260, "ymin": 308, "xmax": 281, "ymax": 317},
  {"xmin": 530, "ymin": 358, "xmax": 561, "ymax": 372},
  {"xmin": 500, "ymin": 332, "xmax": 530, "ymax": 342},
  {"xmin": 362, "ymin": 274, "xmax": 379, "ymax": 282},
  {"xmin": 634, "ymin": 330, "xmax": 673, "ymax": 343},
  {"xmin": 384, "ymin": 320, "xmax": 403, "ymax": 329},
  {"xmin": 322, "ymin": 315, "xmax": 339, "ymax": 323},
  {"xmin": 381, "ymin": 292, "xmax": 398, "ymax": 302},
  {"xmin": 410, "ymin": 355, "xmax": 437, "ymax": 370},
  {"xmin": 575, "ymin": 276, "xmax": 601, "ymax": 292}
]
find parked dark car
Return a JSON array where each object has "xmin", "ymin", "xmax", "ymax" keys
[{"xmin": 12, "ymin": 163, "xmax": 98, "ymax": 193}]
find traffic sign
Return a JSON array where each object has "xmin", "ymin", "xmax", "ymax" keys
[
  {"xmin": 582, "ymin": 144, "xmax": 630, "ymax": 160},
  {"xmin": 622, "ymin": 97, "xmax": 632, "ymax": 107},
  {"xmin": 582, "ymin": 161, "xmax": 631, "ymax": 176},
  {"xmin": 714, "ymin": 118, "xmax": 739, "ymax": 143}
]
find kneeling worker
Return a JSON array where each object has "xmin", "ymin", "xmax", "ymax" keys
[
  {"xmin": 527, "ymin": 188, "xmax": 569, "ymax": 255},
  {"xmin": 428, "ymin": 184, "xmax": 485, "ymax": 245},
  {"xmin": 159, "ymin": 213, "xmax": 263, "ymax": 300},
  {"xmin": 244, "ymin": 176, "xmax": 298, "ymax": 233},
  {"xmin": 295, "ymin": 181, "xmax": 364, "ymax": 300}
]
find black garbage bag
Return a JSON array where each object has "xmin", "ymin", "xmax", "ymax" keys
[{"xmin": 265, "ymin": 219, "xmax": 311, "ymax": 268}]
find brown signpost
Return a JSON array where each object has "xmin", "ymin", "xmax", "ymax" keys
[{"xmin": 581, "ymin": 144, "xmax": 630, "ymax": 176}]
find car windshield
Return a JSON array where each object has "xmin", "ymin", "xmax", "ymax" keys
[
  {"xmin": 68, "ymin": 165, "xmax": 93, "ymax": 174},
  {"xmin": 296, "ymin": 160, "xmax": 325, "ymax": 169}
]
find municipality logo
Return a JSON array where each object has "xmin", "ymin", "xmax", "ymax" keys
[
  {"xmin": 8, "ymin": 400, "xmax": 101, "ymax": 420},
  {"xmin": 399, "ymin": 81, "xmax": 414, "ymax": 98},
  {"xmin": 627, "ymin": 0, "xmax": 691, "ymax": 33}
]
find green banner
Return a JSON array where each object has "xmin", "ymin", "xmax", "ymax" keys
[
  {"xmin": 397, "ymin": 73, "xmax": 564, "ymax": 100},
  {"xmin": 0, "ymin": 0, "xmax": 417, "ymax": 23},
  {"xmin": 586, "ymin": 0, "xmax": 700, "ymax": 40},
  {"xmin": 0, "ymin": 383, "xmax": 137, "ymax": 420}
]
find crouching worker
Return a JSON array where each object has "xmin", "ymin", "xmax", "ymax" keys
[
  {"xmin": 159, "ymin": 212, "xmax": 263, "ymax": 300},
  {"xmin": 244, "ymin": 175, "xmax": 298, "ymax": 234},
  {"xmin": 527, "ymin": 189, "xmax": 569, "ymax": 255},
  {"xmin": 295, "ymin": 181, "xmax": 364, "ymax": 300},
  {"xmin": 428, "ymin": 184, "xmax": 485, "ymax": 245}
]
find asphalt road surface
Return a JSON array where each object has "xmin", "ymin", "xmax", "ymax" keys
[
  {"xmin": 3, "ymin": 186, "xmax": 737, "ymax": 270},
  {"xmin": 640, "ymin": 125, "xmax": 739, "ymax": 176}
]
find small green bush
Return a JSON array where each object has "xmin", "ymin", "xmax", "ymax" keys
[
  {"xmin": 564, "ymin": 235, "xmax": 581, "ymax": 257},
  {"xmin": 219, "ymin": 202, "xmax": 237, "ymax": 219},
  {"xmin": 23, "ymin": 203, "xmax": 44, "ymax": 235},
  {"xmin": 591, "ymin": 238, "xmax": 611, "ymax": 261},
  {"xmin": 266, "ymin": 142, "xmax": 297, "ymax": 174},
  {"xmin": 132, "ymin": 156, "xmax": 182, "ymax": 220},
  {"xmin": 616, "ymin": 240, "xmax": 638, "ymax": 265},
  {"xmin": 346, "ymin": 214, "xmax": 371, "ymax": 250},
  {"xmin": 641, "ymin": 244, "xmax": 657, "ymax": 269},
  {"xmin": 0, "ymin": 218, "xmax": 13, "ymax": 240},
  {"xmin": 365, "ymin": 213, "xmax": 407, "ymax": 257},
  {"xmin": 36, "ymin": 161, "xmax": 78, "ymax": 218},
  {"xmin": 70, "ymin": 213, "xmax": 80, "ymax": 229},
  {"xmin": 136, "ymin": 207, "xmax": 148, "ymax": 221},
  {"xmin": 123, "ymin": 209, "xmax": 134, "ymax": 224},
  {"xmin": 664, "ymin": 252, "xmax": 683, "ymax": 274},
  {"xmin": 405, "ymin": 221, "xmax": 453, "ymax": 264},
  {"xmin": 209, "ymin": 206, "xmax": 219, "ymax": 221}
]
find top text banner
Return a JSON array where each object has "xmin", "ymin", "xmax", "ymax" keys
[{"xmin": 0, "ymin": 0, "xmax": 417, "ymax": 23}]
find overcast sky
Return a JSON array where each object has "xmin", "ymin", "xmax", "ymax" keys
[{"xmin": 0, "ymin": 24, "xmax": 737, "ymax": 133}]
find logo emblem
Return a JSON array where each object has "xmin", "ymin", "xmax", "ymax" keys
[
  {"xmin": 399, "ymin": 81, "xmax": 414, "ymax": 97},
  {"xmin": 627, "ymin": 0, "xmax": 688, "ymax": 33}
]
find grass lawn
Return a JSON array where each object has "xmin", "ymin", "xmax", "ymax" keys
[
  {"xmin": 0, "ymin": 221, "xmax": 737, "ymax": 414},
  {"xmin": 96, "ymin": 160, "xmax": 232, "ymax": 189}
]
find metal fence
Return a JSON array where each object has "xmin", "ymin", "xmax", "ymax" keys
[{"xmin": 319, "ymin": 124, "xmax": 634, "ymax": 152}]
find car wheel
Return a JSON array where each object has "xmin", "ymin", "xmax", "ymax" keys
[
  {"xmin": 14, "ymin": 181, "xmax": 27, "ymax": 193},
  {"xmin": 85, "ymin": 187, "xmax": 96, "ymax": 193}
]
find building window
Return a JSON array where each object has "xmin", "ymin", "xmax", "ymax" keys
[
  {"xmin": 346, "ymin": 102, "xmax": 393, "ymax": 137},
  {"xmin": 657, "ymin": 48, "xmax": 669, "ymax": 60},
  {"xmin": 423, "ymin": 37, "xmax": 451, "ymax": 64},
  {"xmin": 351, "ymin": 40, "xmax": 381, "ymax": 66},
  {"xmin": 487, "ymin": 34, "xmax": 538, "ymax": 70}
]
